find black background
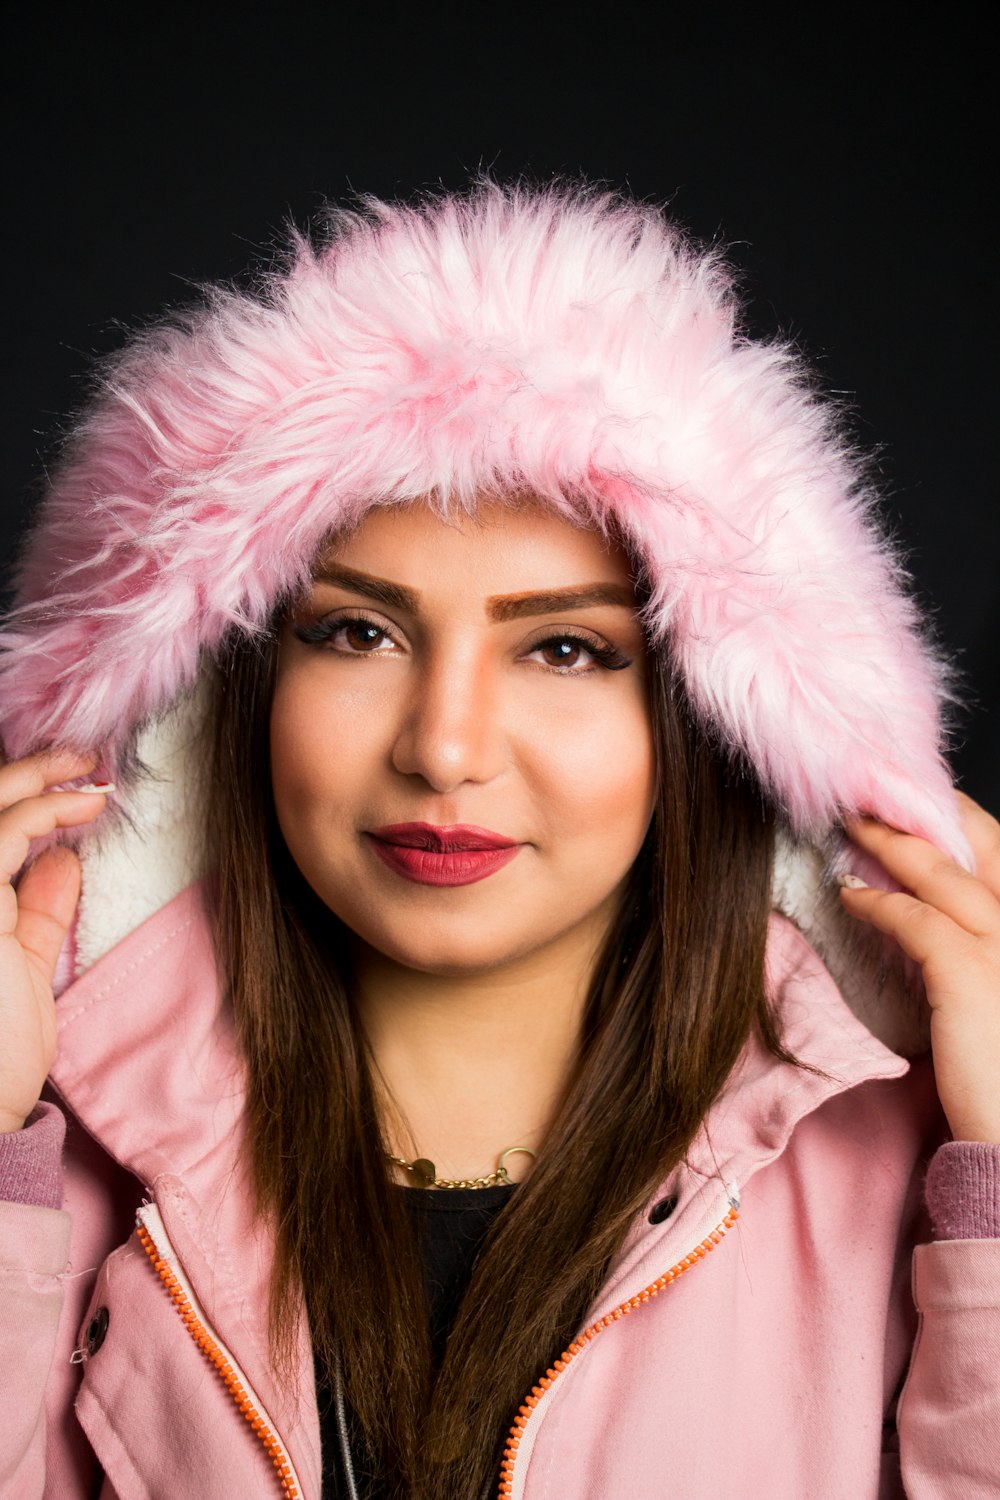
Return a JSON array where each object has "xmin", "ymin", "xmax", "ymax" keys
[{"xmin": 3, "ymin": 15, "xmax": 995, "ymax": 806}]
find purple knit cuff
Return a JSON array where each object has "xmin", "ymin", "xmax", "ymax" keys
[
  {"xmin": 0, "ymin": 1100, "xmax": 66, "ymax": 1210},
  {"xmin": 925, "ymin": 1141, "xmax": 1000, "ymax": 1240}
]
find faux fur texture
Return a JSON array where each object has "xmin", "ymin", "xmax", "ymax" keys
[{"xmin": 0, "ymin": 181, "xmax": 968, "ymax": 883}]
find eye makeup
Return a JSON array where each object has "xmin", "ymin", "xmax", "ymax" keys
[
  {"xmin": 528, "ymin": 632, "xmax": 632, "ymax": 672},
  {"xmin": 292, "ymin": 610, "xmax": 634, "ymax": 674},
  {"xmin": 293, "ymin": 613, "xmax": 395, "ymax": 650}
]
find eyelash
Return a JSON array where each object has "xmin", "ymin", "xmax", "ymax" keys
[{"xmin": 292, "ymin": 611, "xmax": 632, "ymax": 674}]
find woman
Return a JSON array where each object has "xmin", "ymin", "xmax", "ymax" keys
[{"xmin": 1, "ymin": 181, "xmax": 998, "ymax": 1499}]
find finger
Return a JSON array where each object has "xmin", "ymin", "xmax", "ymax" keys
[
  {"xmin": 0, "ymin": 749, "xmax": 98, "ymax": 813},
  {"xmin": 0, "ymin": 790, "xmax": 109, "ymax": 887},
  {"xmin": 844, "ymin": 816, "xmax": 999, "ymax": 938},
  {"xmin": 955, "ymin": 791, "xmax": 1000, "ymax": 892},
  {"xmin": 837, "ymin": 883, "xmax": 969, "ymax": 977},
  {"xmin": 13, "ymin": 845, "xmax": 82, "ymax": 982}
]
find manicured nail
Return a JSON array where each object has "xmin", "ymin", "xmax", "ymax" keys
[
  {"xmin": 836, "ymin": 873, "xmax": 869, "ymax": 890},
  {"xmin": 77, "ymin": 782, "xmax": 117, "ymax": 796}
]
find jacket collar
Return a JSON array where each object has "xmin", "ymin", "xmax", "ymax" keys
[
  {"xmin": 585, "ymin": 910, "xmax": 911, "ymax": 1316},
  {"xmin": 690, "ymin": 909, "xmax": 909, "ymax": 1180}
]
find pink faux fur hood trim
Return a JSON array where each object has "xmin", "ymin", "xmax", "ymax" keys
[{"xmin": 0, "ymin": 180, "xmax": 968, "ymax": 866}]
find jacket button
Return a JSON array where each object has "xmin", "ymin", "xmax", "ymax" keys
[
  {"xmin": 648, "ymin": 1194, "xmax": 678, "ymax": 1225},
  {"xmin": 85, "ymin": 1306, "xmax": 110, "ymax": 1356}
]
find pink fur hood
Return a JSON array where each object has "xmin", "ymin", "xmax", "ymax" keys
[{"xmin": 0, "ymin": 180, "xmax": 966, "ymax": 872}]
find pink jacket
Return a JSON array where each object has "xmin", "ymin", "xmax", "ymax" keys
[{"xmin": 3, "ymin": 878, "xmax": 999, "ymax": 1500}]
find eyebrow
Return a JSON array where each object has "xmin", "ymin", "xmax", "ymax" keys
[
  {"xmin": 311, "ymin": 565, "xmax": 416, "ymax": 613},
  {"xmin": 488, "ymin": 585, "xmax": 636, "ymax": 621},
  {"xmin": 310, "ymin": 563, "xmax": 636, "ymax": 620}
]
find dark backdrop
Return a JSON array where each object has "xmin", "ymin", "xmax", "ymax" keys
[{"xmin": 4, "ymin": 15, "xmax": 995, "ymax": 807}]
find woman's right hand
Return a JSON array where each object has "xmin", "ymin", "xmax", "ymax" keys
[{"xmin": 0, "ymin": 751, "xmax": 111, "ymax": 1133}]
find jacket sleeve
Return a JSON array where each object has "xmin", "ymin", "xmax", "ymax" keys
[
  {"xmin": 898, "ymin": 1144, "xmax": 1000, "ymax": 1499},
  {"xmin": 0, "ymin": 1102, "xmax": 66, "ymax": 1208},
  {"xmin": 0, "ymin": 1198, "xmax": 72, "ymax": 1499},
  {"xmin": 0, "ymin": 1105, "xmax": 71, "ymax": 1500}
]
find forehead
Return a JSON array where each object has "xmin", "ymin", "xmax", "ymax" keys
[{"xmin": 313, "ymin": 496, "xmax": 640, "ymax": 597}]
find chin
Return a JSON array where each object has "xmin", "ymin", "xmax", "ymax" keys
[{"xmin": 353, "ymin": 922, "xmax": 531, "ymax": 977}]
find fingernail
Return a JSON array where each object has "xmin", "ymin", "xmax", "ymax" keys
[
  {"xmin": 836, "ymin": 873, "xmax": 869, "ymax": 890},
  {"xmin": 76, "ymin": 782, "xmax": 117, "ymax": 796}
]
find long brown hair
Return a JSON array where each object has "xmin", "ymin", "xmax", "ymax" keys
[{"xmin": 210, "ymin": 538, "xmax": 788, "ymax": 1498}]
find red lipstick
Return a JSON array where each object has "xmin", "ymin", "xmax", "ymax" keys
[{"xmin": 366, "ymin": 822, "xmax": 521, "ymax": 887}]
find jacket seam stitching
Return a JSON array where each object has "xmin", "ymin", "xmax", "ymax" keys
[{"xmin": 56, "ymin": 915, "xmax": 198, "ymax": 1027}]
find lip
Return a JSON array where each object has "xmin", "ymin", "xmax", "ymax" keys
[
  {"xmin": 368, "ymin": 822, "xmax": 519, "ymax": 851},
  {"xmin": 365, "ymin": 824, "xmax": 522, "ymax": 888}
]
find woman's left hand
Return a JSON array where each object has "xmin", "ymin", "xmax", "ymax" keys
[{"xmin": 840, "ymin": 792, "xmax": 1000, "ymax": 1144}]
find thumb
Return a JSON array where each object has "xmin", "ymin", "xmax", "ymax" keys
[{"xmin": 14, "ymin": 845, "xmax": 82, "ymax": 983}]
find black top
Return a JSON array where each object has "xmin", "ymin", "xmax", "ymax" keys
[{"xmin": 317, "ymin": 1182, "xmax": 516, "ymax": 1498}]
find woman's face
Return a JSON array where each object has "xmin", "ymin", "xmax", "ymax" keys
[{"xmin": 270, "ymin": 498, "xmax": 657, "ymax": 979}]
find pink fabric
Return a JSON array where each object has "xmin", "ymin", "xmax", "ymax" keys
[
  {"xmin": 1, "ymin": 885, "xmax": 998, "ymax": 1499},
  {"xmin": 904, "ymin": 1240, "xmax": 1000, "ymax": 1492},
  {"xmin": 0, "ymin": 1103, "xmax": 65, "ymax": 1210},
  {"xmin": 926, "ymin": 1141, "xmax": 1000, "ymax": 1239}
]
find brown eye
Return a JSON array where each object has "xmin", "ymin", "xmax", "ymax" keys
[
  {"xmin": 525, "ymin": 633, "xmax": 633, "ymax": 674},
  {"xmin": 540, "ymin": 638, "xmax": 586, "ymax": 668},
  {"xmin": 342, "ymin": 621, "xmax": 387, "ymax": 651},
  {"xmin": 292, "ymin": 613, "xmax": 396, "ymax": 652}
]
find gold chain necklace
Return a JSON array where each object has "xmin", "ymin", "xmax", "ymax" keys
[{"xmin": 385, "ymin": 1145, "xmax": 537, "ymax": 1190}]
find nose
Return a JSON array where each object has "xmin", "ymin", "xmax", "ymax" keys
[{"xmin": 390, "ymin": 647, "xmax": 507, "ymax": 793}]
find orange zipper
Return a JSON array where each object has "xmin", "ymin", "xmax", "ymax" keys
[
  {"xmin": 497, "ymin": 1200, "xmax": 740, "ymax": 1499},
  {"xmin": 135, "ymin": 1212, "xmax": 302, "ymax": 1499}
]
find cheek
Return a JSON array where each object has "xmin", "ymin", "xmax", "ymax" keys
[
  {"xmin": 528, "ymin": 689, "xmax": 657, "ymax": 854},
  {"xmin": 269, "ymin": 672, "xmax": 314, "ymax": 812},
  {"xmin": 594, "ymin": 732, "xmax": 657, "ymax": 849},
  {"xmin": 271, "ymin": 650, "xmax": 394, "ymax": 779},
  {"xmin": 269, "ymin": 664, "xmax": 361, "ymax": 841}
]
